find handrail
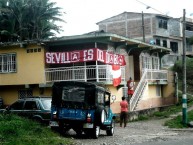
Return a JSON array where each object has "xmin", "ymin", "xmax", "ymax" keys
[{"xmin": 130, "ymin": 70, "xmax": 147, "ymax": 111}]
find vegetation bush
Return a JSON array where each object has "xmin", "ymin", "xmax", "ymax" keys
[
  {"xmin": 0, "ymin": 114, "xmax": 73, "ymax": 145},
  {"xmin": 172, "ymin": 57, "xmax": 193, "ymax": 93},
  {"xmin": 164, "ymin": 110, "xmax": 193, "ymax": 128}
]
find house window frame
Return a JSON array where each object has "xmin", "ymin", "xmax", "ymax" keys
[
  {"xmin": 156, "ymin": 39, "xmax": 160, "ymax": 46},
  {"xmin": 0, "ymin": 53, "xmax": 17, "ymax": 73},
  {"xmin": 170, "ymin": 41, "xmax": 178, "ymax": 53},
  {"xmin": 152, "ymin": 53, "xmax": 160, "ymax": 70},
  {"xmin": 162, "ymin": 40, "xmax": 167, "ymax": 47},
  {"xmin": 141, "ymin": 53, "xmax": 152, "ymax": 70},
  {"xmin": 158, "ymin": 19, "xmax": 168, "ymax": 29}
]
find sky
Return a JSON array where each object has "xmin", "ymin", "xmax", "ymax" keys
[{"xmin": 52, "ymin": 0, "xmax": 193, "ymax": 36}]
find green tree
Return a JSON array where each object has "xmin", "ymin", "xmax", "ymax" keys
[
  {"xmin": 188, "ymin": 36, "xmax": 193, "ymax": 45},
  {"xmin": 0, "ymin": 0, "xmax": 64, "ymax": 42},
  {"xmin": 173, "ymin": 57, "xmax": 193, "ymax": 93}
]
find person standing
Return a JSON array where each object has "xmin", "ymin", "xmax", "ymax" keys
[
  {"xmin": 120, "ymin": 96, "xmax": 128, "ymax": 128},
  {"xmin": 127, "ymin": 77, "xmax": 134, "ymax": 101}
]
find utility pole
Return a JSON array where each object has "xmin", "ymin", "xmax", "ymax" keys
[
  {"xmin": 182, "ymin": 9, "xmax": 187, "ymax": 125},
  {"xmin": 142, "ymin": 11, "xmax": 145, "ymax": 42}
]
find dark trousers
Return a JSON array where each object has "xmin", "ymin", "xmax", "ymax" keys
[{"xmin": 120, "ymin": 111, "xmax": 128, "ymax": 127}]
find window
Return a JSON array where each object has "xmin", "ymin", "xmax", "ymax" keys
[
  {"xmin": 170, "ymin": 42, "xmax": 178, "ymax": 53},
  {"xmin": 156, "ymin": 86, "xmax": 161, "ymax": 96},
  {"xmin": 24, "ymin": 101, "xmax": 38, "ymax": 110},
  {"xmin": 98, "ymin": 91, "xmax": 104, "ymax": 105},
  {"xmin": 163, "ymin": 40, "xmax": 167, "ymax": 47},
  {"xmin": 41, "ymin": 99, "xmax": 51, "ymax": 110},
  {"xmin": 152, "ymin": 53, "xmax": 160, "ymax": 70},
  {"xmin": 26, "ymin": 48, "xmax": 41, "ymax": 53},
  {"xmin": 19, "ymin": 90, "xmax": 33, "ymax": 98},
  {"xmin": 158, "ymin": 19, "xmax": 168, "ymax": 29},
  {"xmin": 156, "ymin": 39, "xmax": 160, "ymax": 46},
  {"xmin": 141, "ymin": 53, "xmax": 152, "ymax": 70},
  {"xmin": 0, "ymin": 53, "xmax": 16, "ymax": 73},
  {"xmin": 9, "ymin": 100, "xmax": 24, "ymax": 110},
  {"xmin": 186, "ymin": 24, "xmax": 193, "ymax": 31},
  {"xmin": 62, "ymin": 86, "xmax": 85, "ymax": 102}
]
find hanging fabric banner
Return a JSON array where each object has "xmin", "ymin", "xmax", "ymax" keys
[
  {"xmin": 45, "ymin": 48, "xmax": 126, "ymax": 66},
  {"xmin": 111, "ymin": 65, "xmax": 122, "ymax": 87}
]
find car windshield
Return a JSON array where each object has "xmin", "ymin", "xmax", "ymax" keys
[{"xmin": 41, "ymin": 99, "xmax": 51, "ymax": 110}]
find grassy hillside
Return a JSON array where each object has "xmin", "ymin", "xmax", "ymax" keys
[
  {"xmin": 161, "ymin": 57, "xmax": 193, "ymax": 128},
  {"xmin": 0, "ymin": 114, "xmax": 73, "ymax": 145}
]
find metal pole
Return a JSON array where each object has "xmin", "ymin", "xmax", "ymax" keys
[
  {"xmin": 182, "ymin": 9, "xmax": 187, "ymax": 125},
  {"xmin": 142, "ymin": 11, "xmax": 145, "ymax": 42}
]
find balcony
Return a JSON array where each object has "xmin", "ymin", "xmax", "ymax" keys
[
  {"xmin": 146, "ymin": 70, "xmax": 168, "ymax": 85},
  {"xmin": 45, "ymin": 65, "xmax": 125, "ymax": 84},
  {"xmin": 185, "ymin": 30, "xmax": 193, "ymax": 38}
]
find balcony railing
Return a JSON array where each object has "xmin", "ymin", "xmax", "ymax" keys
[
  {"xmin": 45, "ymin": 65, "xmax": 125, "ymax": 84},
  {"xmin": 146, "ymin": 70, "xmax": 168, "ymax": 81}
]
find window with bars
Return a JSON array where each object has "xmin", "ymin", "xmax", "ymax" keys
[
  {"xmin": 18, "ymin": 90, "xmax": 33, "ymax": 99},
  {"xmin": 158, "ymin": 19, "xmax": 168, "ymax": 29},
  {"xmin": 0, "ymin": 53, "xmax": 16, "ymax": 73}
]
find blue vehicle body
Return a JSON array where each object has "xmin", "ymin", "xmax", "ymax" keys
[{"xmin": 50, "ymin": 81, "xmax": 116, "ymax": 138}]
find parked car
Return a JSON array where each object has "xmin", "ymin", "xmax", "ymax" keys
[
  {"xmin": 2, "ymin": 97, "xmax": 51, "ymax": 124},
  {"xmin": 50, "ymin": 81, "xmax": 116, "ymax": 139}
]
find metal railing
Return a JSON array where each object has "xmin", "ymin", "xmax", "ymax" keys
[
  {"xmin": 45, "ymin": 65, "xmax": 125, "ymax": 83},
  {"xmin": 130, "ymin": 70, "xmax": 148, "ymax": 111},
  {"xmin": 146, "ymin": 70, "xmax": 168, "ymax": 81},
  {"xmin": 130, "ymin": 69, "xmax": 168, "ymax": 111}
]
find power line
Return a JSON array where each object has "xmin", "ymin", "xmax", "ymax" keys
[
  {"xmin": 134, "ymin": 0, "xmax": 193, "ymax": 26},
  {"xmin": 135, "ymin": 0, "xmax": 167, "ymax": 15}
]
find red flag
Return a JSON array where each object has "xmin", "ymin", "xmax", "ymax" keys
[{"xmin": 111, "ymin": 65, "xmax": 121, "ymax": 87}]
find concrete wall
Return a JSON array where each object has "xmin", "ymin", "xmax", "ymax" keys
[{"xmin": 98, "ymin": 12, "xmax": 156, "ymax": 42}]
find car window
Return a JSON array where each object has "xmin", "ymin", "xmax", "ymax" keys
[
  {"xmin": 9, "ymin": 100, "xmax": 24, "ymax": 110},
  {"xmin": 98, "ymin": 91, "xmax": 104, "ymax": 105},
  {"xmin": 62, "ymin": 86, "xmax": 85, "ymax": 102},
  {"xmin": 41, "ymin": 99, "xmax": 51, "ymax": 110},
  {"xmin": 23, "ymin": 101, "xmax": 38, "ymax": 110}
]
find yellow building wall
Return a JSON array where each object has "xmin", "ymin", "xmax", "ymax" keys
[
  {"xmin": 107, "ymin": 85, "xmax": 124, "ymax": 114},
  {"xmin": 0, "ymin": 44, "xmax": 45, "ymax": 85},
  {"xmin": 0, "ymin": 85, "xmax": 24, "ymax": 105},
  {"xmin": 162, "ymin": 71, "xmax": 176, "ymax": 98},
  {"xmin": 0, "ymin": 85, "xmax": 52, "ymax": 106},
  {"xmin": 136, "ymin": 71, "xmax": 176, "ymax": 110}
]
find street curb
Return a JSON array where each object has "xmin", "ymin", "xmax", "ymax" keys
[{"xmin": 168, "ymin": 128, "xmax": 193, "ymax": 132}]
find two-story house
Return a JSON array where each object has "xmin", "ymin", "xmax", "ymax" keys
[
  {"xmin": 0, "ymin": 32, "xmax": 176, "ymax": 113},
  {"xmin": 97, "ymin": 12, "xmax": 193, "ymax": 68}
]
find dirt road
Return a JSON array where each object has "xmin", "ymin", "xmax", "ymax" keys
[{"xmin": 65, "ymin": 118, "xmax": 193, "ymax": 145}]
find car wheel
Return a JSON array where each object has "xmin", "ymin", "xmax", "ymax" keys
[
  {"xmin": 95, "ymin": 108, "xmax": 107, "ymax": 125},
  {"xmin": 58, "ymin": 121, "xmax": 67, "ymax": 135},
  {"xmin": 75, "ymin": 129, "xmax": 83, "ymax": 136},
  {"xmin": 106, "ymin": 119, "xmax": 115, "ymax": 136},
  {"xmin": 32, "ymin": 117, "xmax": 42, "ymax": 124},
  {"xmin": 92, "ymin": 126, "xmax": 100, "ymax": 139}
]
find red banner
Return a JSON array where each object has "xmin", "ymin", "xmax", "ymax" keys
[{"xmin": 46, "ymin": 48, "xmax": 126, "ymax": 66}]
